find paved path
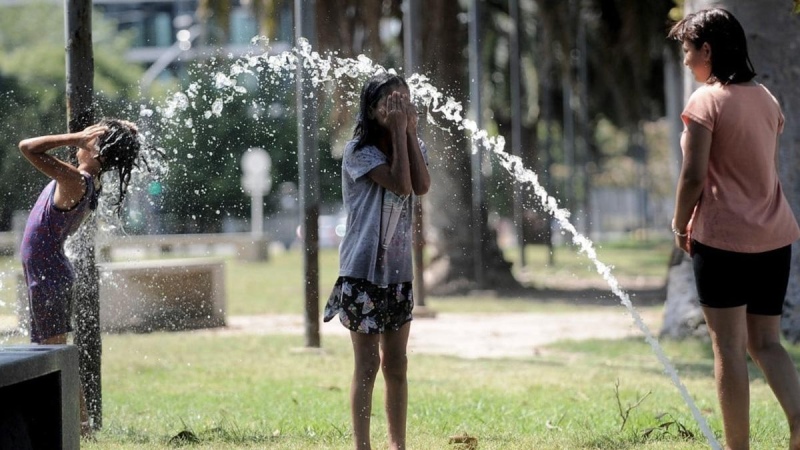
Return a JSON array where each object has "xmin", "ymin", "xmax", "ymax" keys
[{"xmin": 205, "ymin": 309, "xmax": 661, "ymax": 359}]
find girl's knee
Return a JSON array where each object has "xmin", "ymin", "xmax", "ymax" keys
[
  {"xmin": 354, "ymin": 353, "xmax": 381, "ymax": 379},
  {"xmin": 381, "ymin": 354, "xmax": 408, "ymax": 381},
  {"xmin": 746, "ymin": 338, "xmax": 783, "ymax": 360}
]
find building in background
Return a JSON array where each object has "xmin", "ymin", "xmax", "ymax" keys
[{"xmin": 93, "ymin": 0, "xmax": 292, "ymax": 86}]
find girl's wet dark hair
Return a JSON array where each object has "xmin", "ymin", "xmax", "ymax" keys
[
  {"xmin": 668, "ymin": 8, "xmax": 756, "ymax": 85},
  {"xmin": 96, "ymin": 118, "xmax": 143, "ymax": 213},
  {"xmin": 352, "ymin": 72, "xmax": 408, "ymax": 149}
]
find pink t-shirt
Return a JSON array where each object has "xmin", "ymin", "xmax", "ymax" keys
[{"xmin": 681, "ymin": 83, "xmax": 799, "ymax": 253}]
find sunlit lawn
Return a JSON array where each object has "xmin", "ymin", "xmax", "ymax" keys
[
  {"xmin": 1, "ymin": 238, "xmax": 672, "ymax": 317},
  {"xmin": 3, "ymin": 238, "xmax": 797, "ymax": 448},
  {"xmin": 65, "ymin": 334, "xmax": 797, "ymax": 449},
  {"xmin": 222, "ymin": 238, "xmax": 674, "ymax": 316}
]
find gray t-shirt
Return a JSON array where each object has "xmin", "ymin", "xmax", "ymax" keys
[{"xmin": 338, "ymin": 139, "xmax": 428, "ymax": 286}]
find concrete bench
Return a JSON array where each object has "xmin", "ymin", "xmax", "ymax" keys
[
  {"xmin": 97, "ymin": 258, "xmax": 226, "ymax": 333},
  {"xmin": 0, "ymin": 345, "xmax": 80, "ymax": 450},
  {"xmin": 97, "ymin": 232, "xmax": 269, "ymax": 262},
  {"xmin": 16, "ymin": 258, "xmax": 226, "ymax": 334}
]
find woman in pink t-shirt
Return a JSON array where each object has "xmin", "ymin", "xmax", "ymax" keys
[{"xmin": 670, "ymin": 8, "xmax": 800, "ymax": 450}]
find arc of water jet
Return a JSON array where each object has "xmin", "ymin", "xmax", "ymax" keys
[
  {"xmin": 143, "ymin": 39, "xmax": 721, "ymax": 448},
  {"xmin": 457, "ymin": 114, "xmax": 721, "ymax": 449}
]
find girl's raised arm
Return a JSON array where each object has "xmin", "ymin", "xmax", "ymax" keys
[{"xmin": 19, "ymin": 124, "xmax": 107, "ymax": 209}]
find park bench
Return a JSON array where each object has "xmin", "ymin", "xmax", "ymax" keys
[
  {"xmin": 96, "ymin": 232, "xmax": 269, "ymax": 262},
  {"xmin": 15, "ymin": 258, "xmax": 226, "ymax": 334}
]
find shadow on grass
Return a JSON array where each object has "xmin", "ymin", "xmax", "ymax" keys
[{"xmin": 431, "ymin": 282, "xmax": 667, "ymax": 307}]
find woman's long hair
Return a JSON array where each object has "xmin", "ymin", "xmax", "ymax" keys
[
  {"xmin": 668, "ymin": 8, "xmax": 756, "ymax": 84},
  {"xmin": 352, "ymin": 72, "xmax": 408, "ymax": 149}
]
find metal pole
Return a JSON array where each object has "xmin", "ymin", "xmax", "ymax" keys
[
  {"xmin": 509, "ymin": 0, "xmax": 525, "ymax": 268},
  {"xmin": 577, "ymin": 4, "xmax": 591, "ymax": 237},
  {"xmin": 468, "ymin": 0, "xmax": 486, "ymax": 286},
  {"xmin": 295, "ymin": 0, "xmax": 320, "ymax": 348},
  {"xmin": 561, "ymin": 72, "xmax": 575, "ymax": 214},
  {"xmin": 65, "ymin": 0, "xmax": 101, "ymax": 429},
  {"xmin": 543, "ymin": 79, "xmax": 556, "ymax": 266},
  {"xmin": 251, "ymin": 194, "xmax": 263, "ymax": 236},
  {"xmin": 541, "ymin": 24, "xmax": 556, "ymax": 266},
  {"xmin": 403, "ymin": 0, "xmax": 430, "ymax": 311}
]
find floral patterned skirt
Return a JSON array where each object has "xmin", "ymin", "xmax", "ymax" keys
[{"xmin": 324, "ymin": 276, "xmax": 414, "ymax": 334}]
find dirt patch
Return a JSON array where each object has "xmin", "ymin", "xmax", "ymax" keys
[{"xmin": 203, "ymin": 307, "xmax": 663, "ymax": 359}]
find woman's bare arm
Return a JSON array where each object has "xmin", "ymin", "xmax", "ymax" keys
[{"xmin": 672, "ymin": 119, "xmax": 711, "ymax": 251}]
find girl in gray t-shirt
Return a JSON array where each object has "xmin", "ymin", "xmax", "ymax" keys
[{"xmin": 323, "ymin": 72, "xmax": 430, "ymax": 450}]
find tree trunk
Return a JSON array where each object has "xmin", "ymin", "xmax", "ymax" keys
[
  {"xmin": 419, "ymin": 0, "xmax": 518, "ymax": 293},
  {"xmin": 661, "ymin": 0, "xmax": 800, "ymax": 340},
  {"xmin": 661, "ymin": 248, "xmax": 706, "ymax": 339},
  {"xmin": 738, "ymin": 2, "xmax": 800, "ymax": 341}
]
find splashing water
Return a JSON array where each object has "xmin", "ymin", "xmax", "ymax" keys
[
  {"xmin": 168, "ymin": 38, "xmax": 719, "ymax": 447},
  {"xmin": 461, "ymin": 119, "xmax": 720, "ymax": 448},
  {"xmin": 4, "ymin": 36, "xmax": 720, "ymax": 447}
]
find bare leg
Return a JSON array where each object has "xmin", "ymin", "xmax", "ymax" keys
[
  {"xmin": 703, "ymin": 306, "xmax": 750, "ymax": 450},
  {"xmin": 380, "ymin": 323, "xmax": 410, "ymax": 450},
  {"xmin": 350, "ymin": 332, "xmax": 381, "ymax": 450},
  {"xmin": 38, "ymin": 334, "xmax": 92, "ymax": 437},
  {"xmin": 746, "ymin": 314, "xmax": 800, "ymax": 450}
]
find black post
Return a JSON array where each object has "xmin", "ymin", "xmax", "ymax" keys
[
  {"xmin": 509, "ymin": 0, "xmax": 525, "ymax": 268},
  {"xmin": 295, "ymin": 0, "xmax": 320, "ymax": 348},
  {"xmin": 65, "ymin": 0, "xmax": 101, "ymax": 429},
  {"xmin": 468, "ymin": 0, "xmax": 487, "ymax": 286},
  {"xmin": 403, "ymin": 0, "xmax": 431, "ymax": 313}
]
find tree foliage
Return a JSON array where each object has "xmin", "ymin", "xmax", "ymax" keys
[
  {"xmin": 145, "ymin": 55, "xmax": 343, "ymax": 233},
  {"xmin": 0, "ymin": 2, "xmax": 143, "ymax": 230}
]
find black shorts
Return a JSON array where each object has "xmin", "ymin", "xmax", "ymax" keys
[
  {"xmin": 691, "ymin": 240, "xmax": 792, "ymax": 316},
  {"xmin": 323, "ymin": 277, "xmax": 414, "ymax": 334}
]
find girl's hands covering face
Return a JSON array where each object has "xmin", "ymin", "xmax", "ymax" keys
[
  {"xmin": 385, "ymin": 91, "xmax": 408, "ymax": 133},
  {"xmin": 404, "ymin": 94, "xmax": 418, "ymax": 132}
]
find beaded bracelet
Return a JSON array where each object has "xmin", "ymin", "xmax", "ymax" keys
[{"xmin": 671, "ymin": 225, "xmax": 688, "ymax": 238}]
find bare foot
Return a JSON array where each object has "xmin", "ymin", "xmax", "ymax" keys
[
  {"xmin": 80, "ymin": 421, "xmax": 94, "ymax": 440},
  {"xmin": 790, "ymin": 420, "xmax": 800, "ymax": 450},
  {"xmin": 791, "ymin": 431, "xmax": 800, "ymax": 450}
]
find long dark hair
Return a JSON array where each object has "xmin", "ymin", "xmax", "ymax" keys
[
  {"xmin": 668, "ymin": 8, "xmax": 756, "ymax": 85},
  {"xmin": 96, "ymin": 118, "xmax": 143, "ymax": 213},
  {"xmin": 352, "ymin": 72, "xmax": 408, "ymax": 149}
]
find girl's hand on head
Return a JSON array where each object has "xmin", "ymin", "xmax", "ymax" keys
[{"xmin": 76, "ymin": 124, "xmax": 108, "ymax": 152}]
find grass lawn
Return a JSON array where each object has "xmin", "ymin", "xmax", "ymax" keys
[
  {"xmin": 47, "ymin": 333, "xmax": 794, "ymax": 449},
  {"xmin": 2, "ymin": 238, "xmax": 796, "ymax": 448},
  {"xmin": 223, "ymin": 238, "xmax": 674, "ymax": 316},
  {"xmin": 2, "ymin": 239, "xmax": 672, "ymax": 316}
]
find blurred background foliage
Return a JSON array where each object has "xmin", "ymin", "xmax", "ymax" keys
[{"xmin": 0, "ymin": 0, "xmax": 677, "ymax": 236}]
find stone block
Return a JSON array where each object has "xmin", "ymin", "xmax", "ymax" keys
[
  {"xmin": 98, "ymin": 258, "xmax": 226, "ymax": 333},
  {"xmin": 0, "ymin": 345, "xmax": 80, "ymax": 450},
  {"xmin": 16, "ymin": 258, "xmax": 226, "ymax": 334}
]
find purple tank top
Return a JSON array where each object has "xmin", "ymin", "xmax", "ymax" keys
[{"xmin": 20, "ymin": 172, "xmax": 98, "ymax": 283}]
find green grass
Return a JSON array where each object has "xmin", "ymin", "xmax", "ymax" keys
[
  {"xmin": 1, "ymin": 240, "xmax": 797, "ymax": 448},
  {"xmin": 504, "ymin": 238, "xmax": 673, "ymax": 289},
  {"xmin": 1, "ymin": 239, "xmax": 673, "ymax": 317},
  {"xmin": 31, "ymin": 333, "xmax": 791, "ymax": 449}
]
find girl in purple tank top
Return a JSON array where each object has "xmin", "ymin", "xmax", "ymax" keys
[{"xmin": 19, "ymin": 119, "xmax": 142, "ymax": 433}]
